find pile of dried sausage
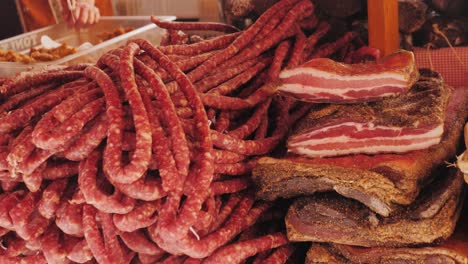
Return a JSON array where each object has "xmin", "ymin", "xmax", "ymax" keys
[{"xmin": 0, "ymin": 0, "xmax": 371, "ymax": 263}]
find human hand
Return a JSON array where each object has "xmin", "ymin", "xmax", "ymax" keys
[{"xmin": 62, "ymin": 0, "xmax": 101, "ymax": 28}]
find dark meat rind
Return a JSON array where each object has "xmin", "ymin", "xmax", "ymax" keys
[
  {"xmin": 306, "ymin": 242, "xmax": 468, "ymax": 264},
  {"xmin": 286, "ymin": 168, "xmax": 465, "ymax": 247},
  {"xmin": 253, "ymin": 157, "xmax": 398, "ymax": 216}
]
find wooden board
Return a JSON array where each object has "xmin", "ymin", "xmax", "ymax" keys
[{"xmin": 367, "ymin": 0, "xmax": 399, "ymax": 56}]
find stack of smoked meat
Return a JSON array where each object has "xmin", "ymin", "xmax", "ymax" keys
[{"xmin": 253, "ymin": 38, "xmax": 468, "ymax": 264}]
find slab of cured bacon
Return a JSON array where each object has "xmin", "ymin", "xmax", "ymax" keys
[
  {"xmin": 278, "ymin": 49, "xmax": 419, "ymax": 103},
  {"xmin": 287, "ymin": 69, "xmax": 454, "ymax": 158}
]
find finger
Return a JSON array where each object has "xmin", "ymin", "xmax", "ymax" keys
[
  {"xmin": 73, "ymin": 7, "xmax": 81, "ymax": 25},
  {"xmin": 78, "ymin": 6, "xmax": 90, "ymax": 27},
  {"xmin": 87, "ymin": 10, "xmax": 94, "ymax": 25},
  {"xmin": 94, "ymin": 7, "xmax": 101, "ymax": 24},
  {"xmin": 87, "ymin": 8, "xmax": 96, "ymax": 25}
]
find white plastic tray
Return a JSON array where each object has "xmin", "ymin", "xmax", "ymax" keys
[{"xmin": 0, "ymin": 16, "xmax": 175, "ymax": 77}]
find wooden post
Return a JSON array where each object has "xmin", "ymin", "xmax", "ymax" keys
[{"xmin": 367, "ymin": 0, "xmax": 399, "ymax": 56}]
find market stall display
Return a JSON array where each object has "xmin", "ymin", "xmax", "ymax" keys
[{"xmin": 0, "ymin": 0, "xmax": 466, "ymax": 263}]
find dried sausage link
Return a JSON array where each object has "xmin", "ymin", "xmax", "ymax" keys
[
  {"xmin": 152, "ymin": 16, "xmax": 240, "ymax": 33},
  {"xmin": 51, "ymin": 85, "xmax": 101, "ymax": 122},
  {"xmin": 0, "ymin": 134, "xmax": 12, "ymax": 146},
  {"xmin": 0, "ymin": 83, "xmax": 56, "ymax": 115},
  {"xmin": 111, "ymin": 175, "xmax": 166, "ymax": 201},
  {"xmin": 113, "ymin": 200, "xmax": 160, "ymax": 233},
  {"xmin": 163, "ymin": 51, "xmax": 218, "ymax": 92},
  {"xmin": 176, "ymin": 107, "xmax": 193, "ymax": 119},
  {"xmin": 303, "ymin": 21, "xmax": 331, "ymax": 57},
  {"xmin": 82, "ymin": 205, "xmax": 132, "ymax": 264},
  {"xmin": 41, "ymin": 161, "xmax": 79, "ymax": 180},
  {"xmin": 9, "ymin": 192, "xmax": 50, "ymax": 240},
  {"xmin": 134, "ymin": 58, "xmax": 189, "ymax": 193},
  {"xmin": 192, "ymin": 195, "xmax": 217, "ymax": 235},
  {"xmin": 103, "ymin": 43, "xmax": 152, "ymax": 184},
  {"xmin": 228, "ymin": 99, "xmax": 271, "ymax": 139},
  {"xmin": 158, "ymin": 33, "xmax": 240, "ymax": 56},
  {"xmin": 211, "ymin": 178, "xmax": 252, "ymax": 195},
  {"xmin": 119, "ymin": 229, "xmax": 165, "ymax": 256},
  {"xmin": 135, "ymin": 39, "xmax": 214, "ymax": 242},
  {"xmin": 184, "ymin": 0, "xmax": 302, "ymax": 84},
  {"xmin": 157, "ymin": 195, "xmax": 270, "ymax": 258},
  {"xmin": 156, "ymin": 51, "xmax": 216, "ymax": 86},
  {"xmin": 66, "ymin": 238, "xmax": 93, "ymax": 263},
  {"xmin": 214, "ymin": 160, "xmax": 256, "ymax": 175},
  {"xmin": 40, "ymin": 225, "xmax": 68, "ymax": 263},
  {"xmin": 1, "ymin": 70, "xmax": 83, "ymax": 96},
  {"xmin": 195, "ymin": 58, "xmax": 258, "ymax": 93},
  {"xmin": 22, "ymin": 162, "xmax": 45, "ymax": 192},
  {"xmin": 210, "ymin": 96, "xmax": 290, "ymax": 155},
  {"xmin": 99, "ymin": 211, "xmax": 134, "ymax": 263},
  {"xmin": 208, "ymin": 59, "xmax": 269, "ymax": 96},
  {"xmin": 37, "ymin": 178, "xmax": 68, "ymax": 219},
  {"xmin": 200, "ymin": 81, "xmax": 277, "ymax": 110},
  {"xmin": 0, "ymin": 86, "xmax": 75, "ymax": 134},
  {"xmin": 286, "ymin": 26, "xmax": 307, "ymax": 68},
  {"xmin": 254, "ymin": 3, "xmax": 294, "ymax": 42},
  {"xmin": 63, "ymin": 113, "xmax": 108, "ymax": 161},
  {"xmin": 213, "ymin": 110, "xmax": 230, "ymax": 132},
  {"xmin": 0, "ymin": 191, "xmax": 23, "ymax": 230},
  {"xmin": 236, "ymin": 69, "xmax": 269, "ymax": 98},
  {"xmin": 32, "ymin": 98, "xmax": 105, "ymax": 151},
  {"xmin": 255, "ymin": 113, "xmax": 269, "ymax": 139},
  {"xmin": 55, "ymin": 201, "xmax": 84, "ymax": 237},
  {"xmin": 268, "ymin": 41, "xmax": 291, "ymax": 81},
  {"xmin": 85, "ymin": 63, "xmax": 150, "ymax": 185},
  {"xmin": 16, "ymin": 147, "xmax": 54, "ymax": 176},
  {"xmin": 220, "ymin": 0, "xmax": 312, "ymax": 68},
  {"xmin": 203, "ymin": 232, "xmax": 288, "ymax": 264},
  {"xmin": 288, "ymin": 102, "xmax": 313, "ymax": 126},
  {"xmin": 7, "ymin": 127, "xmax": 36, "ymax": 172},
  {"xmin": 309, "ymin": 31, "xmax": 358, "ymax": 59},
  {"xmin": 2, "ymin": 233, "xmax": 28, "ymax": 257},
  {"xmin": 78, "ymin": 150, "xmax": 135, "ymax": 214},
  {"xmin": 212, "ymin": 149, "xmax": 246, "ymax": 164},
  {"xmin": 138, "ymin": 253, "xmax": 165, "ymax": 264},
  {"xmin": 0, "ymin": 253, "xmax": 46, "ymax": 264},
  {"xmin": 210, "ymin": 130, "xmax": 281, "ymax": 155},
  {"xmin": 262, "ymin": 244, "xmax": 295, "ymax": 264}
]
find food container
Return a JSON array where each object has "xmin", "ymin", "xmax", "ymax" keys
[
  {"xmin": 218, "ymin": 0, "xmax": 277, "ymax": 29},
  {"xmin": 0, "ymin": 16, "xmax": 175, "ymax": 77}
]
